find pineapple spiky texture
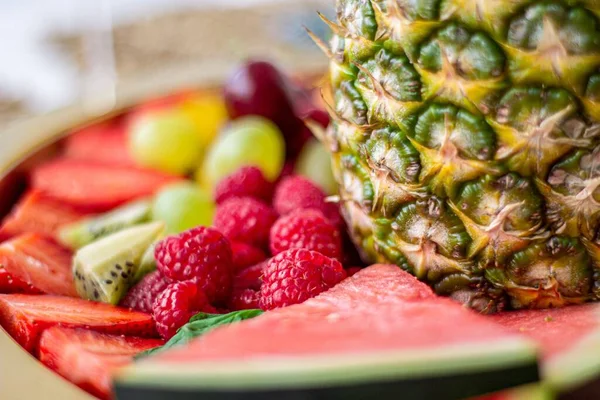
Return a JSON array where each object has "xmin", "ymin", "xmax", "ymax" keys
[{"xmin": 315, "ymin": 0, "xmax": 600, "ymax": 312}]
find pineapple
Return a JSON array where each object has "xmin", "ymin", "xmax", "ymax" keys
[{"xmin": 314, "ymin": 0, "xmax": 600, "ymax": 312}]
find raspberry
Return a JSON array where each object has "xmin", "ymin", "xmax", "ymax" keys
[
  {"xmin": 152, "ymin": 281, "xmax": 213, "ymax": 339},
  {"xmin": 270, "ymin": 209, "xmax": 342, "ymax": 260},
  {"xmin": 227, "ymin": 261, "xmax": 267, "ymax": 311},
  {"xmin": 345, "ymin": 267, "xmax": 362, "ymax": 277},
  {"xmin": 260, "ymin": 249, "xmax": 346, "ymax": 310},
  {"xmin": 215, "ymin": 166, "xmax": 273, "ymax": 204},
  {"xmin": 273, "ymin": 176, "xmax": 326, "ymax": 216},
  {"xmin": 213, "ymin": 197, "xmax": 277, "ymax": 248},
  {"xmin": 154, "ymin": 226, "xmax": 233, "ymax": 304},
  {"xmin": 323, "ymin": 201, "xmax": 344, "ymax": 229},
  {"xmin": 233, "ymin": 261, "xmax": 268, "ymax": 291},
  {"xmin": 228, "ymin": 288, "xmax": 260, "ymax": 311},
  {"xmin": 276, "ymin": 161, "xmax": 296, "ymax": 183},
  {"xmin": 120, "ymin": 271, "xmax": 170, "ymax": 313},
  {"xmin": 231, "ymin": 241, "xmax": 266, "ymax": 272}
]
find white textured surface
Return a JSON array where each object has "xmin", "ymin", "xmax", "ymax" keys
[{"xmin": 0, "ymin": 0, "xmax": 301, "ymax": 112}]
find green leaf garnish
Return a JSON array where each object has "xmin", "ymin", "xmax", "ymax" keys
[{"xmin": 137, "ymin": 309, "xmax": 263, "ymax": 359}]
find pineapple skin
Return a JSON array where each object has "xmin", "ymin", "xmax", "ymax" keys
[{"xmin": 321, "ymin": 0, "xmax": 600, "ymax": 312}]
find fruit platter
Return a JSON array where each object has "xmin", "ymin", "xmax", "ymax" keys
[{"xmin": 2, "ymin": 1, "xmax": 600, "ymax": 399}]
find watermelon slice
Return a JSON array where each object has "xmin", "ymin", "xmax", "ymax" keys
[
  {"xmin": 0, "ymin": 294, "xmax": 156, "ymax": 352},
  {"xmin": 0, "ymin": 233, "xmax": 76, "ymax": 297},
  {"xmin": 470, "ymin": 384, "xmax": 553, "ymax": 400},
  {"xmin": 116, "ymin": 265, "xmax": 539, "ymax": 400},
  {"xmin": 64, "ymin": 122, "xmax": 135, "ymax": 167},
  {"xmin": 39, "ymin": 327, "xmax": 163, "ymax": 400},
  {"xmin": 31, "ymin": 159, "xmax": 181, "ymax": 212},
  {"xmin": 491, "ymin": 305, "xmax": 600, "ymax": 398},
  {"xmin": 0, "ymin": 190, "xmax": 86, "ymax": 241}
]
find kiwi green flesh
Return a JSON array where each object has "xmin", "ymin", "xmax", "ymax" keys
[
  {"xmin": 134, "ymin": 241, "xmax": 159, "ymax": 283},
  {"xmin": 59, "ymin": 198, "xmax": 152, "ymax": 249},
  {"xmin": 73, "ymin": 221, "xmax": 164, "ymax": 304}
]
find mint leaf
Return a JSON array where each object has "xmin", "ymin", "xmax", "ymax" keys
[{"xmin": 137, "ymin": 309, "xmax": 263, "ymax": 359}]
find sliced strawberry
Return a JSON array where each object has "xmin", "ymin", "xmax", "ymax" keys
[
  {"xmin": 0, "ymin": 294, "xmax": 156, "ymax": 352},
  {"xmin": 64, "ymin": 121, "xmax": 135, "ymax": 167},
  {"xmin": 0, "ymin": 190, "xmax": 86, "ymax": 241},
  {"xmin": 39, "ymin": 327, "xmax": 163, "ymax": 400},
  {"xmin": 31, "ymin": 159, "xmax": 181, "ymax": 212},
  {"xmin": 0, "ymin": 266, "xmax": 40, "ymax": 294},
  {"xmin": 0, "ymin": 233, "xmax": 76, "ymax": 297}
]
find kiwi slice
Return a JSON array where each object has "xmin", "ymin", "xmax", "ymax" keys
[
  {"xmin": 134, "ymin": 241, "xmax": 159, "ymax": 283},
  {"xmin": 59, "ymin": 199, "xmax": 152, "ymax": 250},
  {"xmin": 73, "ymin": 221, "xmax": 165, "ymax": 304}
]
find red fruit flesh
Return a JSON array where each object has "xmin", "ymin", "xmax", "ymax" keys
[
  {"xmin": 0, "ymin": 266, "xmax": 40, "ymax": 294},
  {"xmin": 0, "ymin": 294, "xmax": 156, "ymax": 352},
  {"xmin": 273, "ymin": 175, "xmax": 327, "ymax": 216},
  {"xmin": 231, "ymin": 242, "xmax": 266, "ymax": 272},
  {"xmin": 228, "ymin": 261, "xmax": 267, "ymax": 311},
  {"xmin": 0, "ymin": 233, "xmax": 76, "ymax": 297},
  {"xmin": 260, "ymin": 249, "xmax": 346, "ymax": 310},
  {"xmin": 492, "ymin": 305, "xmax": 599, "ymax": 361},
  {"xmin": 213, "ymin": 197, "xmax": 277, "ymax": 249},
  {"xmin": 31, "ymin": 159, "xmax": 180, "ymax": 212},
  {"xmin": 150, "ymin": 266, "xmax": 524, "ymax": 363},
  {"xmin": 228, "ymin": 288, "xmax": 260, "ymax": 311},
  {"xmin": 39, "ymin": 327, "xmax": 163, "ymax": 400},
  {"xmin": 269, "ymin": 209, "xmax": 342, "ymax": 261},
  {"xmin": 153, "ymin": 281, "xmax": 214, "ymax": 340},
  {"xmin": 214, "ymin": 166, "xmax": 273, "ymax": 205},
  {"xmin": 0, "ymin": 190, "xmax": 85, "ymax": 241},
  {"xmin": 233, "ymin": 261, "xmax": 267, "ymax": 291},
  {"xmin": 64, "ymin": 121, "xmax": 135, "ymax": 167},
  {"xmin": 154, "ymin": 227, "xmax": 233, "ymax": 304},
  {"xmin": 120, "ymin": 271, "xmax": 170, "ymax": 314}
]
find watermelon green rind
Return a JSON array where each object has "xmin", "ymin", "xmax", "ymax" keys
[
  {"xmin": 545, "ymin": 327, "xmax": 600, "ymax": 390},
  {"xmin": 119, "ymin": 339, "xmax": 537, "ymax": 390},
  {"xmin": 116, "ymin": 365, "xmax": 537, "ymax": 400},
  {"xmin": 116, "ymin": 265, "xmax": 540, "ymax": 399},
  {"xmin": 491, "ymin": 304, "xmax": 600, "ymax": 395}
]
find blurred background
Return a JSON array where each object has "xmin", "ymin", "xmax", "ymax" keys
[{"xmin": 0, "ymin": 0, "xmax": 332, "ymax": 127}]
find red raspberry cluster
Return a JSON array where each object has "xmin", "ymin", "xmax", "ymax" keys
[{"xmin": 145, "ymin": 167, "xmax": 364, "ymax": 339}]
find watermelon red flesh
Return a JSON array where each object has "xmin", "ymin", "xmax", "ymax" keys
[
  {"xmin": 0, "ymin": 190, "xmax": 86, "ymax": 241},
  {"xmin": 31, "ymin": 159, "xmax": 181, "ymax": 212},
  {"xmin": 64, "ymin": 122, "xmax": 135, "ymax": 167},
  {"xmin": 491, "ymin": 306, "xmax": 597, "ymax": 360},
  {"xmin": 39, "ymin": 327, "xmax": 163, "ymax": 400},
  {"xmin": 129, "ymin": 265, "xmax": 537, "ymax": 399},
  {"xmin": 0, "ymin": 294, "xmax": 156, "ymax": 353},
  {"xmin": 491, "ymin": 304, "xmax": 600, "ymax": 392},
  {"xmin": 157, "ymin": 268, "xmax": 507, "ymax": 360},
  {"xmin": 0, "ymin": 233, "xmax": 77, "ymax": 297}
]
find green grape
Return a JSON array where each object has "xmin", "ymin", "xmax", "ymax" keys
[
  {"xmin": 129, "ymin": 109, "xmax": 203, "ymax": 175},
  {"xmin": 152, "ymin": 182, "xmax": 214, "ymax": 234},
  {"xmin": 200, "ymin": 116, "xmax": 285, "ymax": 189},
  {"xmin": 295, "ymin": 139, "xmax": 338, "ymax": 195}
]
